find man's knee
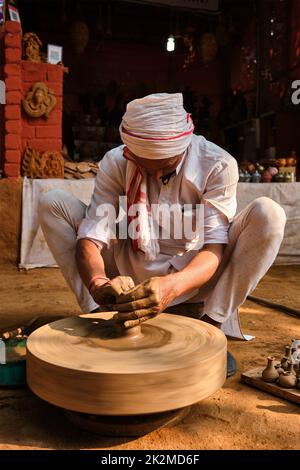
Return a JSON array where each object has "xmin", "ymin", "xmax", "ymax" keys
[
  {"xmin": 38, "ymin": 189, "xmax": 68, "ymax": 220},
  {"xmin": 250, "ymin": 197, "xmax": 286, "ymax": 236}
]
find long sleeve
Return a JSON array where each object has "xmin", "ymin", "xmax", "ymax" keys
[{"xmin": 77, "ymin": 148, "xmax": 126, "ymax": 247}]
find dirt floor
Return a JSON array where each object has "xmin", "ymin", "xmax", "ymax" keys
[{"xmin": 0, "ymin": 263, "xmax": 299, "ymax": 450}]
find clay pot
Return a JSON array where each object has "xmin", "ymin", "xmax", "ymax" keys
[
  {"xmin": 243, "ymin": 170, "xmax": 251, "ymax": 183},
  {"xmin": 267, "ymin": 167, "xmax": 279, "ymax": 177},
  {"xmin": 280, "ymin": 356, "xmax": 289, "ymax": 371},
  {"xmin": 239, "ymin": 170, "xmax": 245, "ymax": 182},
  {"xmin": 251, "ymin": 171, "xmax": 262, "ymax": 183},
  {"xmin": 287, "ymin": 361, "xmax": 296, "ymax": 376},
  {"xmin": 262, "ymin": 170, "xmax": 272, "ymax": 183},
  {"xmin": 69, "ymin": 21, "xmax": 90, "ymax": 55},
  {"xmin": 262, "ymin": 357, "xmax": 279, "ymax": 383},
  {"xmin": 273, "ymin": 172, "xmax": 285, "ymax": 182},
  {"xmin": 278, "ymin": 372, "xmax": 297, "ymax": 388},
  {"xmin": 286, "ymin": 158, "xmax": 296, "ymax": 166},
  {"xmin": 276, "ymin": 158, "xmax": 287, "ymax": 167},
  {"xmin": 285, "ymin": 346, "xmax": 293, "ymax": 363},
  {"xmin": 256, "ymin": 164, "xmax": 265, "ymax": 174},
  {"xmin": 247, "ymin": 163, "xmax": 256, "ymax": 173},
  {"xmin": 283, "ymin": 172, "xmax": 293, "ymax": 183}
]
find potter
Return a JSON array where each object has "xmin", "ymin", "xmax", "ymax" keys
[{"xmin": 39, "ymin": 93, "xmax": 286, "ymax": 378}]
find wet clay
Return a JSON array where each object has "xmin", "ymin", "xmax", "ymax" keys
[{"xmin": 26, "ymin": 312, "xmax": 227, "ymax": 415}]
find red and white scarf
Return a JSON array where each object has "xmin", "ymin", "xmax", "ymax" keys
[{"xmin": 120, "ymin": 93, "xmax": 194, "ymax": 260}]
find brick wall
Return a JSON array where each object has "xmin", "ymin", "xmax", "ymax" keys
[{"xmin": 3, "ymin": 21, "xmax": 63, "ymax": 178}]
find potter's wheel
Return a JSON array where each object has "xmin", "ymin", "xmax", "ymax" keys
[{"xmin": 26, "ymin": 312, "xmax": 227, "ymax": 416}]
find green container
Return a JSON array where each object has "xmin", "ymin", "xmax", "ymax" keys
[
  {"xmin": 0, "ymin": 338, "xmax": 27, "ymax": 387},
  {"xmin": 0, "ymin": 359, "xmax": 26, "ymax": 387}
]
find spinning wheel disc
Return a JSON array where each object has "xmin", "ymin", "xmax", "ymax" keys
[{"xmin": 26, "ymin": 313, "xmax": 227, "ymax": 415}]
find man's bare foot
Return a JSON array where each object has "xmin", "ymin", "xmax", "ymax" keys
[{"xmin": 201, "ymin": 314, "xmax": 221, "ymax": 329}]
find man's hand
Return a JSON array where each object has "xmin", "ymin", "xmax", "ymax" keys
[
  {"xmin": 111, "ymin": 276, "xmax": 179, "ymax": 328},
  {"xmin": 92, "ymin": 276, "xmax": 135, "ymax": 306}
]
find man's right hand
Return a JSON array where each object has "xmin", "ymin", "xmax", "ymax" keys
[{"xmin": 92, "ymin": 276, "xmax": 135, "ymax": 306}]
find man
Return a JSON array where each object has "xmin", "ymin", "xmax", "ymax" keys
[{"xmin": 39, "ymin": 93, "xmax": 286, "ymax": 377}]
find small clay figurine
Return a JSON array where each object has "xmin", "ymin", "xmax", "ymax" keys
[
  {"xmin": 280, "ymin": 356, "xmax": 289, "ymax": 371},
  {"xmin": 23, "ymin": 32, "xmax": 42, "ymax": 63},
  {"xmin": 262, "ymin": 357, "xmax": 279, "ymax": 383},
  {"xmin": 22, "ymin": 82, "xmax": 57, "ymax": 119},
  {"xmin": 278, "ymin": 372, "xmax": 297, "ymax": 389}
]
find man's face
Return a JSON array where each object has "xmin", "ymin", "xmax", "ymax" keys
[{"xmin": 124, "ymin": 147, "xmax": 184, "ymax": 181}]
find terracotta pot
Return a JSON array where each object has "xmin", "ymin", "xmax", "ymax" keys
[
  {"xmin": 262, "ymin": 170, "xmax": 272, "ymax": 183},
  {"xmin": 276, "ymin": 158, "xmax": 287, "ymax": 167},
  {"xmin": 262, "ymin": 357, "xmax": 279, "ymax": 383},
  {"xmin": 286, "ymin": 158, "xmax": 296, "ymax": 166},
  {"xmin": 278, "ymin": 372, "xmax": 297, "ymax": 388},
  {"xmin": 280, "ymin": 356, "xmax": 289, "ymax": 371}
]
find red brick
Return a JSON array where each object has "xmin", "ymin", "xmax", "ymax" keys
[
  {"xmin": 5, "ymin": 48, "xmax": 22, "ymax": 63},
  {"xmin": 47, "ymin": 68, "xmax": 63, "ymax": 82},
  {"xmin": 5, "ymin": 105, "xmax": 21, "ymax": 120},
  {"xmin": 4, "ymin": 163, "xmax": 20, "ymax": 178},
  {"xmin": 5, "ymin": 21, "xmax": 22, "ymax": 34},
  {"xmin": 46, "ymin": 81, "xmax": 63, "ymax": 96},
  {"xmin": 5, "ymin": 150, "xmax": 21, "ymax": 163},
  {"xmin": 22, "ymin": 139, "xmax": 28, "ymax": 151},
  {"xmin": 5, "ymin": 120, "xmax": 22, "ymax": 134},
  {"xmin": 22, "ymin": 66, "xmax": 47, "ymax": 83},
  {"xmin": 4, "ymin": 33, "xmax": 22, "ymax": 49},
  {"xmin": 4, "ymin": 64, "xmax": 21, "ymax": 77},
  {"xmin": 22, "ymin": 61, "xmax": 47, "ymax": 72},
  {"xmin": 22, "ymin": 123, "xmax": 35, "ymax": 138},
  {"xmin": 35, "ymin": 126, "xmax": 61, "ymax": 139},
  {"xmin": 29, "ymin": 139, "xmax": 62, "ymax": 152},
  {"xmin": 6, "ymin": 77, "xmax": 22, "ymax": 91},
  {"xmin": 55, "ymin": 97, "xmax": 62, "ymax": 111},
  {"xmin": 47, "ymin": 110, "xmax": 62, "ymax": 125},
  {"xmin": 6, "ymin": 91, "xmax": 22, "ymax": 104},
  {"xmin": 5, "ymin": 134, "xmax": 21, "ymax": 150}
]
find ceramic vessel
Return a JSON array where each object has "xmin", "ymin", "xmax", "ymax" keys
[
  {"xmin": 262, "ymin": 171, "xmax": 272, "ymax": 183},
  {"xmin": 278, "ymin": 372, "xmax": 297, "ymax": 389},
  {"xmin": 281, "ymin": 356, "xmax": 289, "ymax": 371},
  {"xmin": 285, "ymin": 346, "xmax": 293, "ymax": 363},
  {"xmin": 287, "ymin": 362, "xmax": 296, "ymax": 376},
  {"xmin": 251, "ymin": 171, "xmax": 262, "ymax": 183},
  {"xmin": 262, "ymin": 357, "xmax": 279, "ymax": 383}
]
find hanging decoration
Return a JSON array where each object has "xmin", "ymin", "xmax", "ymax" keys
[
  {"xmin": 69, "ymin": 20, "xmax": 89, "ymax": 54},
  {"xmin": 182, "ymin": 27, "xmax": 196, "ymax": 70},
  {"xmin": 240, "ymin": 45, "xmax": 256, "ymax": 91},
  {"xmin": 200, "ymin": 32, "xmax": 218, "ymax": 65}
]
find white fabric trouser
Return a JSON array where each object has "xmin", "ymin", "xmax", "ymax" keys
[{"xmin": 38, "ymin": 191, "xmax": 286, "ymax": 324}]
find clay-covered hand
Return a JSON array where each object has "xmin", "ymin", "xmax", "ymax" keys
[
  {"xmin": 92, "ymin": 276, "xmax": 135, "ymax": 306},
  {"xmin": 111, "ymin": 276, "xmax": 178, "ymax": 328}
]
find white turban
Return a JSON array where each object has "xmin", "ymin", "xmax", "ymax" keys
[{"xmin": 119, "ymin": 93, "xmax": 194, "ymax": 159}]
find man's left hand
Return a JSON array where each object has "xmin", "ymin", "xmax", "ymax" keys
[{"xmin": 111, "ymin": 276, "xmax": 178, "ymax": 328}]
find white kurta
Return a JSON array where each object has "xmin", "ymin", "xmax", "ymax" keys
[{"xmin": 77, "ymin": 134, "xmax": 239, "ymax": 305}]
